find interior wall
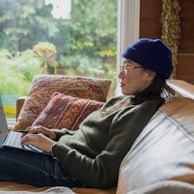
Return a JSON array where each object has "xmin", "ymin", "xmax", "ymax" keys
[{"xmin": 140, "ymin": 0, "xmax": 194, "ymax": 84}]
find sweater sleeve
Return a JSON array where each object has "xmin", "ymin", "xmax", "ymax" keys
[
  {"xmin": 53, "ymin": 128, "xmax": 77, "ymax": 140},
  {"xmin": 52, "ymin": 99, "xmax": 163, "ymax": 189}
]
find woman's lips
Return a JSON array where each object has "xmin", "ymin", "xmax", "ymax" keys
[{"xmin": 120, "ymin": 82, "xmax": 124, "ymax": 87}]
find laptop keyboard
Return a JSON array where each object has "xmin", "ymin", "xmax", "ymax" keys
[
  {"xmin": 3, "ymin": 131, "xmax": 49, "ymax": 154},
  {"xmin": 4, "ymin": 131, "xmax": 23, "ymax": 148}
]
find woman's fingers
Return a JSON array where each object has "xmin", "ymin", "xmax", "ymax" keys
[{"xmin": 21, "ymin": 133, "xmax": 55, "ymax": 152}]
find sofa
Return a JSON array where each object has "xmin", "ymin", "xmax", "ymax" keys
[{"xmin": 1, "ymin": 77, "xmax": 194, "ymax": 194}]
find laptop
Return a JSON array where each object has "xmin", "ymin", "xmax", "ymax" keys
[{"xmin": 0, "ymin": 97, "xmax": 50, "ymax": 155}]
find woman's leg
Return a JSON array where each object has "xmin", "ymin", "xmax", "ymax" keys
[{"xmin": 0, "ymin": 147, "xmax": 82, "ymax": 188}]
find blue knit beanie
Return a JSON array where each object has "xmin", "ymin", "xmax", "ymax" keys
[{"xmin": 122, "ymin": 38, "xmax": 173, "ymax": 79}]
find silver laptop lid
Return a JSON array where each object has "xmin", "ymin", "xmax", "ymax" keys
[{"xmin": 0, "ymin": 97, "xmax": 9, "ymax": 147}]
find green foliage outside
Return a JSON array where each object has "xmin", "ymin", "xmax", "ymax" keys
[
  {"xmin": 0, "ymin": 0, "xmax": 117, "ymax": 117},
  {"xmin": 0, "ymin": 49, "xmax": 41, "ymax": 95}
]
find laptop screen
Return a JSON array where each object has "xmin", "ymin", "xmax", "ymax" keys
[{"xmin": 0, "ymin": 97, "xmax": 9, "ymax": 147}]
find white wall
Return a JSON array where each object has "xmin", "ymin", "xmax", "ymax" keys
[{"xmin": 117, "ymin": 0, "xmax": 140, "ymax": 81}]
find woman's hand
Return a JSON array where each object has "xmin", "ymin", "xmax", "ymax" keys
[
  {"xmin": 25, "ymin": 125, "xmax": 56, "ymax": 140},
  {"xmin": 21, "ymin": 125, "xmax": 57, "ymax": 153},
  {"xmin": 21, "ymin": 132, "xmax": 56, "ymax": 153}
]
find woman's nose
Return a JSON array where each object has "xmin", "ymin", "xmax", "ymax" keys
[{"xmin": 118, "ymin": 71, "xmax": 124, "ymax": 79}]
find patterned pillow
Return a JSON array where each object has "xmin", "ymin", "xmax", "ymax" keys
[
  {"xmin": 32, "ymin": 92, "xmax": 104, "ymax": 130},
  {"xmin": 13, "ymin": 74, "xmax": 111, "ymax": 130}
]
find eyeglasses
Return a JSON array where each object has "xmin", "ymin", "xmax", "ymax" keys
[{"xmin": 120, "ymin": 65, "xmax": 143, "ymax": 77}]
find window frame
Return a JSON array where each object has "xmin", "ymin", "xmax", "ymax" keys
[{"xmin": 117, "ymin": 0, "xmax": 140, "ymax": 83}]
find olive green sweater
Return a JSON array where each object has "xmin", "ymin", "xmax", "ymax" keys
[{"xmin": 52, "ymin": 96, "xmax": 163, "ymax": 189}]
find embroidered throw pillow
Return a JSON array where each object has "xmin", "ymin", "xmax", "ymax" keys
[
  {"xmin": 13, "ymin": 74, "xmax": 111, "ymax": 130},
  {"xmin": 32, "ymin": 92, "xmax": 104, "ymax": 130}
]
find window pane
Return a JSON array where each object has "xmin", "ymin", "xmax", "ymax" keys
[{"xmin": 0, "ymin": 0, "xmax": 117, "ymax": 118}]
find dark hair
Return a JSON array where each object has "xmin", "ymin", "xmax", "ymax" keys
[{"xmin": 131, "ymin": 75, "xmax": 175, "ymax": 105}]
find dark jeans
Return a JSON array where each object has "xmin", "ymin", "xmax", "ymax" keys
[{"xmin": 0, "ymin": 147, "xmax": 82, "ymax": 188}]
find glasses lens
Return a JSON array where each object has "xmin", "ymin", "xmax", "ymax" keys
[
  {"xmin": 120, "ymin": 65, "xmax": 124, "ymax": 73},
  {"xmin": 120, "ymin": 65, "xmax": 126, "ymax": 76}
]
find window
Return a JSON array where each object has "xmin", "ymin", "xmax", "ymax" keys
[{"xmin": 0, "ymin": 0, "xmax": 117, "ymax": 117}]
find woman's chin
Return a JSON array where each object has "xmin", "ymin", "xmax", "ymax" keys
[{"xmin": 121, "ymin": 90, "xmax": 127, "ymax": 95}]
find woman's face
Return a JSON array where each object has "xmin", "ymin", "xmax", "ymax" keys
[{"xmin": 118, "ymin": 59, "xmax": 156, "ymax": 95}]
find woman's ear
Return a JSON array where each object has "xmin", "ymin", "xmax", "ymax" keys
[{"xmin": 146, "ymin": 69, "xmax": 156, "ymax": 80}]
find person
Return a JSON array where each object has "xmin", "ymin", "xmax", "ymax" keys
[{"xmin": 0, "ymin": 38, "xmax": 175, "ymax": 189}]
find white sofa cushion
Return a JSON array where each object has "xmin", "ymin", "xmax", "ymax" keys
[{"xmin": 117, "ymin": 97, "xmax": 194, "ymax": 194}]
